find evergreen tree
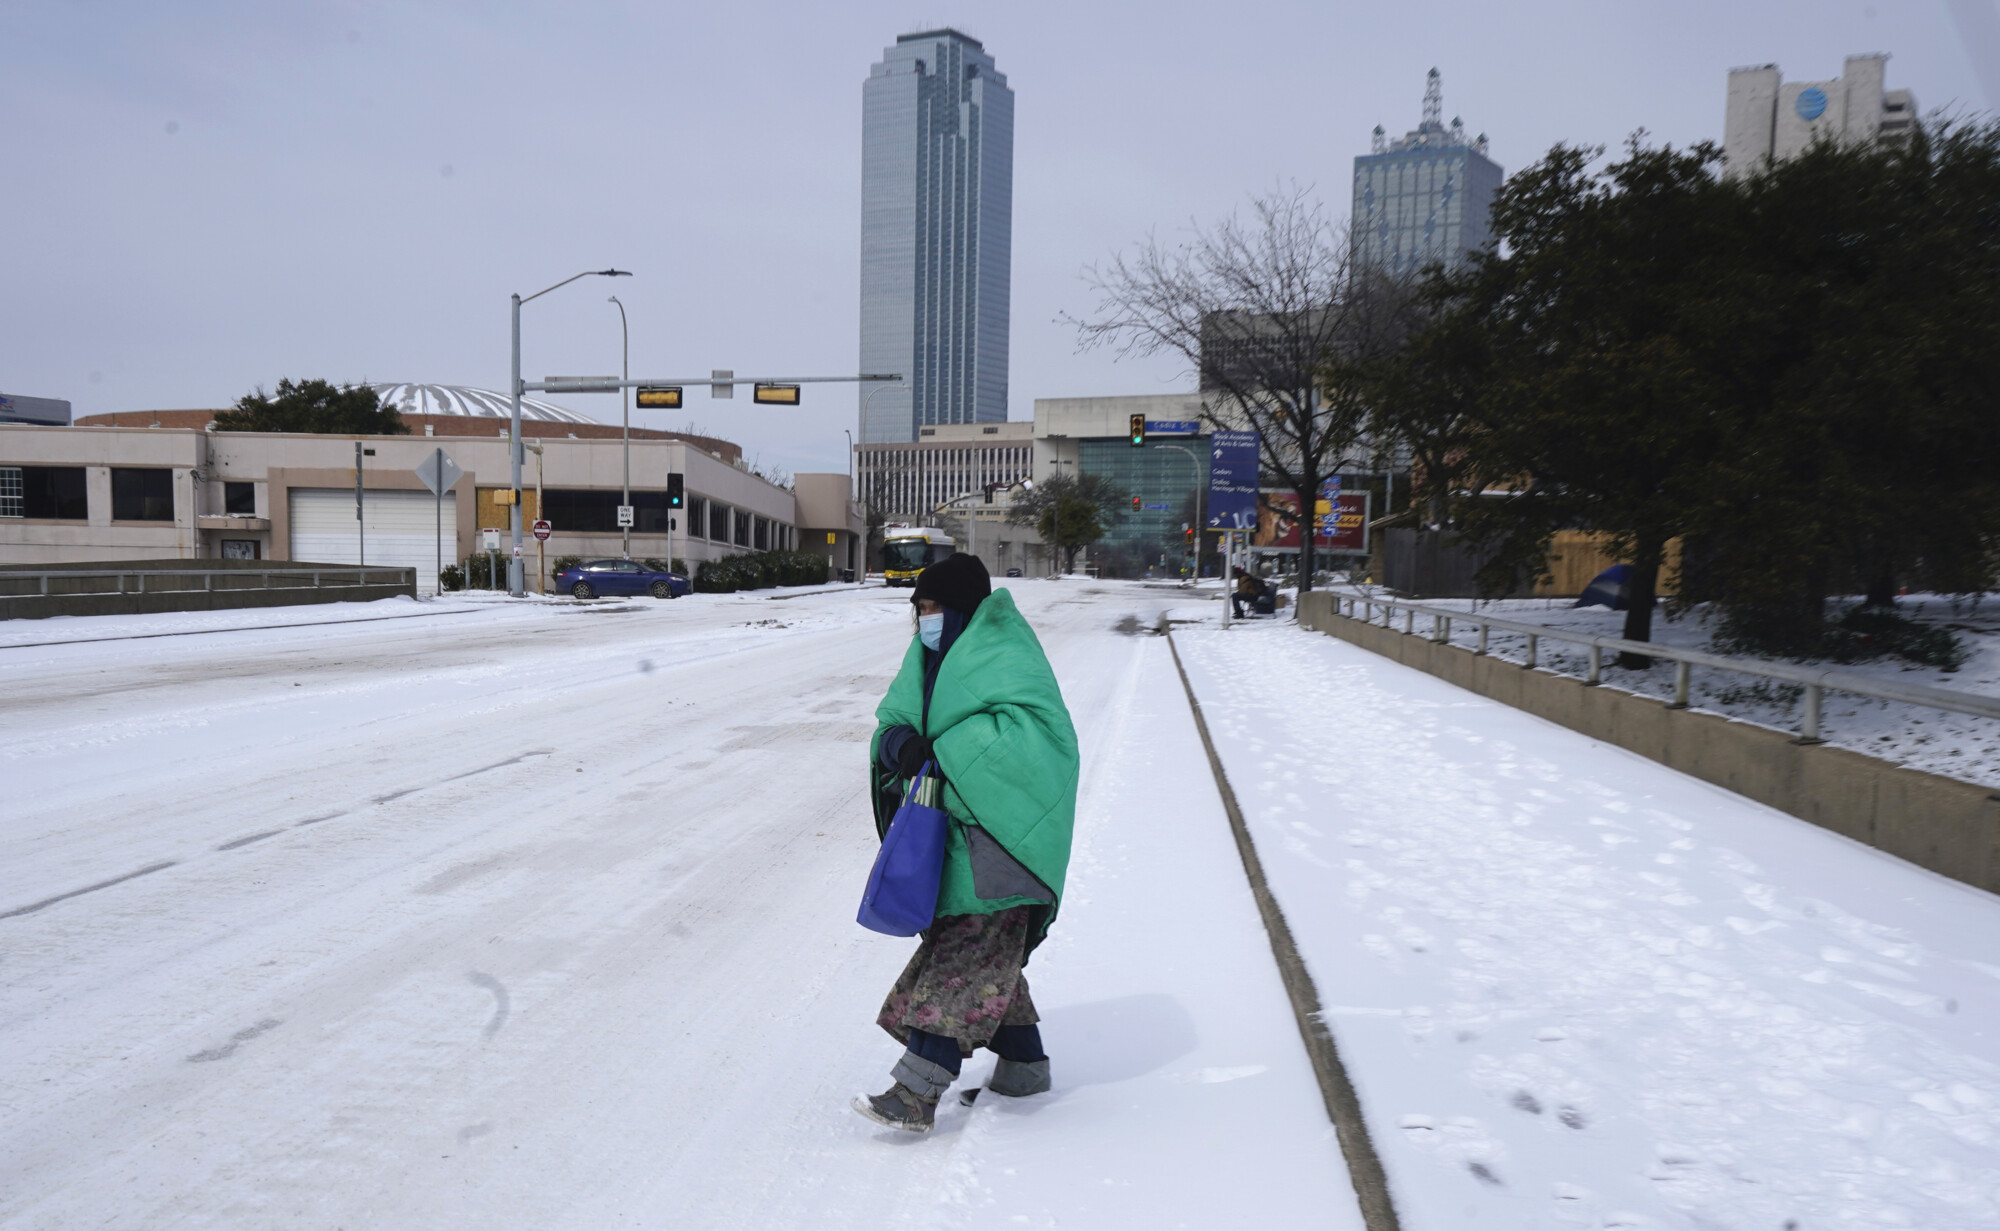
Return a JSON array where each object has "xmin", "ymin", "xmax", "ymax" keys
[{"xmin": 214, "ymin": 379, "xmax": 410, "ymax": 435}]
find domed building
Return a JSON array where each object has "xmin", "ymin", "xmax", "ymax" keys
[
  {"xmin": 77, "ymin": 383, "xmax": 741, "ymax": 464},
  {"xmin": 370, "ymin": 383, "xmax": 601, "ymax": 425}
]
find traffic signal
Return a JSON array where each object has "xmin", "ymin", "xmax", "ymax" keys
[
  {"xmin": 636, "ymin": 386, "xmax": 683, "ymax": 409},
  {"xmin": 1129, "ymin": 414, "xmax": 1146, "ymax": 447},
  {"xmin": 666, "ymin": 473, "xmax": 684, "ymax": 509},
  {"xmin": 1132, "ymin": 495, "xmax": 1142, "ymax": 511},
  {"xmin": 1184, "ymin": 523, "xmax": 1194, "ymax": 542}
]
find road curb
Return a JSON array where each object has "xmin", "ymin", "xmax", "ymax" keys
[{"xmin": 1164, "ymin": 625, "xmax": 1402, "ymax": 1231}]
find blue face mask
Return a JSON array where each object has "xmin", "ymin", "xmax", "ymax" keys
[{"xmin": 918, "ymin": 612, "xmax": 945, "ymax": 651}]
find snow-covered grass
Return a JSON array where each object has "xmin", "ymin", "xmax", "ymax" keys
[
  {"xmin": 1176, "ymin": 616, "xmax": 2000, "ymax": 1230},
  {"xmin": 1320, "ymin": 590, "xmax": 2000, "ymax": 788}
]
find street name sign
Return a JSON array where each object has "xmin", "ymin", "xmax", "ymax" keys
[{"xmin": 636, "ymin": 386, "xmax": 683, "ymax": 408}]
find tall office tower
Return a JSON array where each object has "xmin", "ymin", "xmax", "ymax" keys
[
  {"xmin": 1723, "ymin": 55, "xmax": 1916, "ymax": 177},
  {"xmin": 858, "ymin": 29, "xmax": 1014, "ymax": 444},
  {"xmin": 1351, "ymin": 69, "xmax": 1503, "ymax": 277}
]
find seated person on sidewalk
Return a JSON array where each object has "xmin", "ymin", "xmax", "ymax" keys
[{"xmin": 1232, "ymin": 568, "xmax": 1275, "ymax": 618}]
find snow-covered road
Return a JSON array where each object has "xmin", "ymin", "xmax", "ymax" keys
[
  {"xmin": 1, "ymin": 583, "xmax": 1361, "ymax": 1229},
  {"xmin": 1176, "ymin": 617, "xmax": 2000, "ymax": 1230}
]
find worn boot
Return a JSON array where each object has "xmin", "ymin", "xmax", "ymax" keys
[
  {"xmin": 987, "ymin": 1057, "xmax": 1051, "ymax": 1098},
  {"xmin": 853, "ymin": 1050, "xmax": 955, "ymax": 1133}
]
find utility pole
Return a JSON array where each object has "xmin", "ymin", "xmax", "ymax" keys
[
  {"xmin": 354, "ymin": 440, "xmax": 365, "ymax": 566},
  {"xmin": 610, "ymin": 294, "xmax": 631, "ymax": 559},
  {"xmin": 510, "ymin": 268, "xmax": 631, "ymax": 595}
]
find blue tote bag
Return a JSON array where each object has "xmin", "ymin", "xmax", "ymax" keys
[{"xmin": 857, "ymin": 761, "xmax": 951, "ymax": 936}]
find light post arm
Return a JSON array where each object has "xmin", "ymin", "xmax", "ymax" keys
[{"xmin": 508, "ymin": 268, "xmax": 631, "ymax": 595}]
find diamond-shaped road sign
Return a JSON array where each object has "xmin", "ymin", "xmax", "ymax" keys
[{"xmin": 415, "ymin": 449, "xmax": 464, "ymax": 497}]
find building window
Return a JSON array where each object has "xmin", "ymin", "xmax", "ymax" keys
[
  {"xmin": 221, "ymin": 539, "xmax": 259, "ymax": 560},
  {"xmin": 224, "ymin": 481, "xmax": 256, "ymax": 515},
  {"xmin": 754, "ymin": 517, "xmax": 770, "ymax": 550},
  {"xmin": 686, "ymin": 497, "xmax": 706, "ymax": 540},
  {"xmin": 708, "ymin": 502, "xmax": 729, "ymax": 541},
  {"xmin": 734, "ymin": 509, "xmax": 751, "ymax": 547},
  {"xmin": 538, "ymin": 488, "xmax": 678, "ymax": 533},
  {"xmin": 4, "ymin": 466, "xmax": 88, "ymax": 519},
  {"xmin": 111, "ymin": 468, "xmax": 175, "ymax": 521}
]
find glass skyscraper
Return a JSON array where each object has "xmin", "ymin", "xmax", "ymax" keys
[
  {"xmin": 1352, "ymin": 69, "xmax": 1502, "ymax": 277},
  {"xmin": 858, "ymin": 29, "xmax": 1013, "ymax": 444}
]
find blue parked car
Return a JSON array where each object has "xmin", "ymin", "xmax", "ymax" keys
[{"xmin": 556, "ymin": 558, "xmax": 691, "ymax": 600}]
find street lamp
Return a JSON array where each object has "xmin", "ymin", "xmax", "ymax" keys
[
  {"xmin": 1152, "ymin": 440, "xmax": 1206, "ymax": 581},
  {"xmin": 855, "ymin": 381, "xmax": 906, "ymax": 504},
  {"xmin": 859, "ymin": 379, "xmax": 908, "ymax": 444},
  {"xmin": 609, "ymin": 294, "xmax": 630, "ymax": 559},
  {"xmin": 1046, "ymin": 457, "xmax": 1075, "ymax": 576},
  {"xmin": 509, "ymin": 268, "xmax": 631, "ymax": 595}
]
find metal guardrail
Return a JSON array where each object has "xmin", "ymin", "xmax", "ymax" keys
[
  {"xmin": 1321, "ymin": 589, "xmax": 2000, "ymax": 743},
  {"xmin": 0, "ymin": 567, "xmax": 413, "ymax": 599}
]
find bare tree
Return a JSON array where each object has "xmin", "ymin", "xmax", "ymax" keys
[{"xmin": 1068, "ymin": 186, "xmax": 1411, "ymax": 591}]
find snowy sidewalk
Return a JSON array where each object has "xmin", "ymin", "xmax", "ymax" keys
[
  {"xmin": 1174, "ymin": 620, "xmax": 2000, "ymax": 1230},
  {"xmin": 937, "ymin": 631, "xmax": 1365, "ymax": 1228}
]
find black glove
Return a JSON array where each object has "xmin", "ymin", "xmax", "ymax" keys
[{"xmin": 895, "ymin": 733, "xmax": 935, "ymax": 778}]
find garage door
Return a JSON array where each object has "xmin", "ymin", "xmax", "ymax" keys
[{"xmin": 289, "ymin": 489, "xmax": 458, "ymax": 595}]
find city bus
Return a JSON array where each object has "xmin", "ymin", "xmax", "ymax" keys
[{"xmin": 881, "ymin": 526, "xmax": 958, "ymax": 587}]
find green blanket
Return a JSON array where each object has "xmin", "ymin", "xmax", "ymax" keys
[{"xmin": 870, "ymin": 587, "xmax": 1079, "ymax": 948}]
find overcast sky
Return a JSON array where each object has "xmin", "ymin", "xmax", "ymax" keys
[{"xmin": 4, "ymin": 1, "xmax": 1993, "ymax": 479}]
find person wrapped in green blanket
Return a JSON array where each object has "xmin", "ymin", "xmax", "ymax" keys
[{"xmin": 853, "ymin": 553, "xmax": 1079, "ymax": 1134}]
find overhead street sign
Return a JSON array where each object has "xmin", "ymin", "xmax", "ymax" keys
[
  {"xmin": 532, "ymin": 519, "xmax": 553, "ymax": 542},
  {"xmin": 636, "ymin": 386, "xmax": 683, "ymax": 409},
  {"xmin": 1145, "ymin": 420, "xmax": 1200, "ymax": 436},
  {"xmin": 543, "ymin": 375, "xmax": 621, "ymax": 393},
  {"xmin": 711, "ymin": 369, "xmax": 734, "ymax": 399},
  {"xmin": 414, "ymin": 450, "xmax": 463, "ymax": 497}
]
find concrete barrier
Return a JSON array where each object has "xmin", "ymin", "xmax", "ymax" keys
[
  {"xmin": 1296, "ymin": 591, "xmax": 2000, "ymax": 896},
  {"xmin": 0, "ymin": 561, "xmax": 417, "ymax": 621}
]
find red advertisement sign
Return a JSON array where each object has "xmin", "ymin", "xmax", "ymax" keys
[{"xmin": 1253, "ymin": 491, "xmax": 1369, "ymax": 552}]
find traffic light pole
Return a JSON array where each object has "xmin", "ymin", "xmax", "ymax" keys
[
  {"xmin": 524, "ymin": 374, "xmax": 902, "ymax": 395},
  {"xmin": 512, "ymin": 372, "xmax": 899, "ymax": 594}
]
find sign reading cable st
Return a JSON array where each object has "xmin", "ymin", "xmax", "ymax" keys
[{"xmin": 1205, "ymin": 431, "xmax": 1260, "ymax": 531}]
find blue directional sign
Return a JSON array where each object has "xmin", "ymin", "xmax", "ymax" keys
[
  {"xmin": 1145, "ymin": 420, "xmax": 1201, "ymax": 436},
  {"xmin": 1318, "ymin": 475, "xmax": 1342, "ymax": 537},
  {"xmin": 1206, "ymin": 430, "xmax": 1261, "ymax": 530}
]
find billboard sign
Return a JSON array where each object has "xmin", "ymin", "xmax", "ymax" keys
[
  {"xmin": 1205, "ymin": 431, "xmax": 1260, "ymax": 530},
  {"xmin": 1253, "ymin": 491, "xmax": 1369, "ymax": 552}
]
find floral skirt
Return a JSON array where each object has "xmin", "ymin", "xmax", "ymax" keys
[{"xmin": 876, "ymin": 907, "xmax": 1040, "ymax": 1055}]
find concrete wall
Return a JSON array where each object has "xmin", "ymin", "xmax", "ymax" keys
[
  {"xmin": 0, "ymin": 561, "xmax": 415, "ymax": 621},
  {"xmin": 1296, "ymin": 591, "xmax": 2000, "ymax": 897}
]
